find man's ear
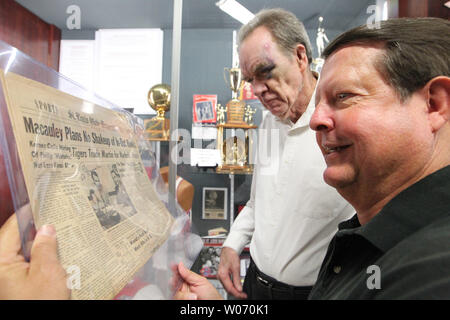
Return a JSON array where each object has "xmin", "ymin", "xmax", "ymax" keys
[
  {"xmin": 426, "ymin": 76, "xmax": 450, "ymax": 132},
  {"xmin": 295, "ymin": 44, "xmax": 309, "ymax": 72}
]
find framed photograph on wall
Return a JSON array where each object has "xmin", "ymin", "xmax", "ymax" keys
[
  {"xmin": 198, "ymin": 245, "xmax": 222, "ymax": 278},
  {"xmin": 193, "ymin": 94, "xmax": 217, "ymax": 124},
  {"xmin": 202, "ymin": 187, "xmax": 227, "ymax": 220}
]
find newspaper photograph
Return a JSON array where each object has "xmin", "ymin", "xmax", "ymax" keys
[{"xmin": 0, "ymin": 69, "xmax": 174, "ymax": 299}]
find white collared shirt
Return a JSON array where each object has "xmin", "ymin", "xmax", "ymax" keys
[{"xmin": 223, "ymin": 91, "xmax": 355, "ymax": 286}]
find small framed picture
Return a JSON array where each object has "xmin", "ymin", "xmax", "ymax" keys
[
  {"xmin": 202, "ymin": 187, "xmax": 227, "ymax": 220},
  {"xmin": 198, "ymin": 245, "xmax": 222, "ymax": 278},
  {"xmin": 193, "ymin": 94, "xmax": 217, "ymax": 124}
]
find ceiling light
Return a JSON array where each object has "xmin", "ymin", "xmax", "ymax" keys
[{"xmin": 216, "ymin": 0, "xmax": 255, "ymax": 24}]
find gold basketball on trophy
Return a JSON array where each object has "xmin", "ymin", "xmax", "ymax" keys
[
  {"xmin": 148, "ymin": 83, "xmax": 171, "ymax": 119},
  {"xmin": 145, "ymin": 83, "xmax": 171, "ymax": 141}
]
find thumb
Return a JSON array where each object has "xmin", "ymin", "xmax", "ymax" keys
[
  {"xmin": 29, "ymin": 225, "xmax": 59, "ymax": 272},
  {"xmin": 178, "ymin": 262, "xmax": 205, "ymax": 286},
  {"xmin": 28, "ymin": 225, "xmax": 70, "ymax": 299}
]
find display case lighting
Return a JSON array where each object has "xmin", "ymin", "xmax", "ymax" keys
[{"xmin": 216, "ymin": 0, "xmax": 255, "ymax": 24}]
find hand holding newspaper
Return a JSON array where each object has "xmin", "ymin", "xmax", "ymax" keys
[{"xmin": 0, "ymin": 69, "xmax": 174, "ymax": 299}]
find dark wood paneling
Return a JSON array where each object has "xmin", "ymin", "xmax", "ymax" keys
[
  {"xmin": 0, "ymin": 0, "xmax": 61, "ymax": 226},
  {"xmin": 399, "ymin": 0, "xmax": 429, "ymax": 17},
  {"xmin": 48, "ymin": 25, "xmax": 61, "ymax": 70},
  {"xmin": 0, "ymin": 0, "xmax": 61, "ymax": 70},
  {"xmin": 428, "ymin": 0, "xmax": 450, "ymax": 19},
  {"xmin": 399, "ymin": 0, "xmax": 450, "ymax": 19}
]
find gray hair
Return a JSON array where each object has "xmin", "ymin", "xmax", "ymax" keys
[{"xmin": 238, "ymin": 8, "xmax": 312, "ymax": 64}]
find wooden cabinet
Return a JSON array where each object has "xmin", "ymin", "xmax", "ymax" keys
[{"xmin": 0, "ymin": 0, "xmax": 61, "ymax": 71}]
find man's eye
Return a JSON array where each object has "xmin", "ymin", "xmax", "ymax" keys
[
  {"xmin": 263, "ymin": 72, "xmax": 273, "ymax": 80},
  {"xmin": 252, "ymin": 72, "xmax": 272, "ymax": 82},
  {"xmin": 337, "ymin": 93, "xmax": 352, "ymax": 100},
  {"xmin": 258, "ymin": 65, "xmax": 275, "ymax": 80}
]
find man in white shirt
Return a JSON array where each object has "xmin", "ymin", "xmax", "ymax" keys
[{"xmin": 217, "ymin": 8, "xmax": 354, "ymax": 299}]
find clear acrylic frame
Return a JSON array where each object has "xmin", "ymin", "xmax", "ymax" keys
[{"xmin": 0, "ymin": 40, "xmax": 202, "ymax": 300}]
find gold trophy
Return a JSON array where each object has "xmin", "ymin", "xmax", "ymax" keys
[
  {"xmin": 144, "ymin": 83, "xmax": 171, "ymax": 141},
  {"xmin": 223, "ymin": 67, "xmax": 246, "ymax": 124},
  {"xmin": 216, "ymin": 67, "xmax": 258, "ymax": 174}
]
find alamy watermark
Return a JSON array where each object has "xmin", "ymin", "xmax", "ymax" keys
[
  {"xmin": 366, "ymin": 265, "xmax": 381, "ymax": 290},
  {"xmin": 169, "ymin": 128, "xmax": 281, "ymax": 176},
  {"xmin": 66, "ymin": 265, "xmax": 81, "ymax": 290},
  {"xmin": 366, "ymin": 0, "xmax": 388, "ymax": 30},
  {"xmin": 66, "ymin": 5, "xmax": 81, "ymax": 30}
]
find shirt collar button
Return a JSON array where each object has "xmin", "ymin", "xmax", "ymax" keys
[{"xmin": 333, "ymin": 266, "xmax": 342, "ymax": 274}]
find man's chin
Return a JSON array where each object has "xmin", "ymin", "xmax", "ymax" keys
[
  {"xmin": 270, "ymin": 108, "xmax": 289, "ymax": 120},
  {"xmin": 323, "ymin": 166, "xmax": 355, "ymax": 190}
]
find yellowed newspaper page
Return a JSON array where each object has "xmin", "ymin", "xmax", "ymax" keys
[{"xmin": 0, "ymin": 69, "xmax": 174, "ymax": 300}]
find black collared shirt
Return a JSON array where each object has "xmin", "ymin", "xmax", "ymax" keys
[{"xmin": 308, "ymin": 165, "xmax": 450, "ymax": 299}]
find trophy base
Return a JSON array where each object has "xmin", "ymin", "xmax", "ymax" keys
[
  {"xmin": 216, "ymin": 164, "xmax": 253, "ymax": 175},
  {"xmin": 144, "ymin": 117, "xmax": 170, "ymax": 141}
]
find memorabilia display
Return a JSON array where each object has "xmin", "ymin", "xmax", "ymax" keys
[
  {"xmin": 144, "ymin": 83, "xmax": 171, "ymax": 141},
  {"xmin": 193, "ymin": 94, "xmax": 217, "ymax": 124},
  {"xmin": 216, "ymin": 67, "xmax": 257, "ymax": 174},
  {"xmin": 0, "ymin": 69, "xmax": 174, "ymax": 299},
  {"xmin": 198, "ymin": 245, "xmax": 222, "ymax": 278},
  {"xmin": 202, "ymin": 187, "xmax": 227, "ymax": 220}
]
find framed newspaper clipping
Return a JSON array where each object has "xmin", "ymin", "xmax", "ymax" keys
[{"xmin": 202, "ymin": 187, "xmax": 227, "ymax": 220}]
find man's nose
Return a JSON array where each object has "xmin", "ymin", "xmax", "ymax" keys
[
  {"xmin": 310, "ymin": 102, "xmax": 334, "ymax": 132},
  {"xmin": 251, "ymin": 79, "xmax": 268, "ymax": 97}
]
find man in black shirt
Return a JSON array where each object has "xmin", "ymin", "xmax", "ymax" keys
[
  {"xmin": 174, "ymin": 17, "xmax": 450, "ymax": 300},
  {"xmin": 308, "ymin": 17, "xmax": 450, "ymax": 299}
]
